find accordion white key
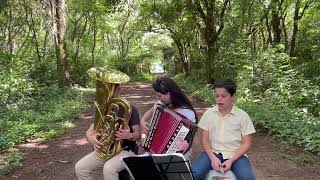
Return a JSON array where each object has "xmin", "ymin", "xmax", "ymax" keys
[{"xmin": 142, "ymin": 105, "xmax": 197, "ymax": 154}]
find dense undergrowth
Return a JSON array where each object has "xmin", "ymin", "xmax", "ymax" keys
[
  {"xmin": 0, "ymin": 85, "xmax": 91, "ymax": 151},
  {"xmin": 0, "ymin": 85, "xmax": 92, "ymax": 174},
  {"xmin": 175, "ymin": 74, "xmax": 320, "ymax": 154},
  {"xmin": 0, "ymin": 73, "xmax": 153, "ymax": 175}
]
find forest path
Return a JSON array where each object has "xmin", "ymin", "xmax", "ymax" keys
[{"xmin": 2, "ymin": 81, "xmax": 320, "ymax": 180}]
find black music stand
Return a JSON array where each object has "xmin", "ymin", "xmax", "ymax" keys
[{"xmin": 122, "ymin": 153, "xmax": 194, "ymax": 180}]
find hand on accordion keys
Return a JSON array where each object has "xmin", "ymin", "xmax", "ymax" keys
[
  {"xmin": 141, "ymin": 121, "xmax": 150, "ymax": 134},
  {"xmin": 175, "ymin": 140, "xmax": 189, "ymax": 152}
]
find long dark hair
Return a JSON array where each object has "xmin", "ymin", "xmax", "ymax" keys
[{"xmin": 152, "ymin": 76, "xmax": 198, "ymax": 123}]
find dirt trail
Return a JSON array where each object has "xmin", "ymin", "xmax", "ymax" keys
[{"xmin": 2, "ymin": 81, "xmax": 320, "ymax": 180}]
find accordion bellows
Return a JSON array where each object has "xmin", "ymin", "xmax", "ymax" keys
[{"xmin": 142, "ymin": 106, "xmax": 197, "ymax": 154}]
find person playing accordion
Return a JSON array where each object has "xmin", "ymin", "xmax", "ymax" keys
[{"xmin": 140, "ymin": 76, "xmax": 198, "ymax": 160}]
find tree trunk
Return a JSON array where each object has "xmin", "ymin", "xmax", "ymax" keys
[
  {"xmin": 289, "ymin": 0, "xmax": 312, "ymax": 56},
  {"xmin": 190, "ymin": 0, "xmax": 229, "ymax": 83},
  {"xmin": 180, "ymin": 42, "xmax": 190, "ymax": 77},
  {"xmin": 43, "ymin": 30, "xmax": 48, "ymax": 57},
  {"xmin": 73, "ymin": 16, "xmax": 88, "ymax": 66},
  {"xmin": 169, "ymin": 29, "xmax": 191, "ymax": 77},
  {"xmin": 281, "ymin": 14, "xmax": 289, "ymax": 53},
  {"xmin": 31, "ymin": 14, "xmax": 41, "ymax": 62},
  {"xmin": 54, "ymin": 0, "xmax": 70, "ymax": 87},
  {"xmin": 265, "ymin": 16, "xmax": 273, "ymax": 46},
  {"xmin": 271, "ymin": 11, "xmax": 281, "ymax": 43},
  {"xmin": 23, "ymin": 1, "xmax": 42, "ymax": 62},
  {"xmin": 91, "ymin": 13, "xmax": 96, "ymax": 67},
  {"xmin": 290, "ymin": 0, "xmax": 301, "ymax": 56},
  {"xmin": 206, "ymin": 40, "xmax": 217, "ymax": 84},
  {"xmin": 250, "ymin": 27, "xmax": 257, "ymax": 56},
  {"xmin": 183, "ymin": 42, "xmax": 191, "ymax": 77},
  {"xmin": 7, "ymin": 0, "xmax": 14, "ymax": 60},
  {"xmin": 260, "ymin": 27, "xmax": 266, "ymax": 48}
]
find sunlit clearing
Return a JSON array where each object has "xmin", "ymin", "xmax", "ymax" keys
[
  {"xmin": 135, "ymin": 84, "xmax": 152, "ymax": 88},
  {"xmin": 75, "ymin": 138, "xmax": 88, "ymax": 146},
  {"xmin": 63, "ymin": 121, "xmax": 75, "ymax": 128},
  {"xmin": 125, "ymin": 95, "xmax": 150, "ymax": 99},
  {"xmin": 71, "ymin": 86, "xmax": 95, "ymax": 92},
  {"xmin": 20, "ymin": 143, "xmax": 48, "ymax": 149},
  {"xmin": 80, "ymin": 113, "xmax": 94, "ymax": 120},
  {"xmin": 59, "ymin": 138, "xmax": 88, "ymax": 148}
]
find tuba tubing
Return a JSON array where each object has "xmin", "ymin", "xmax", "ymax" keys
[
  {"xmin": 88, "ymin": 67, "xmax": 132, "ymax": 160},
  {"xmin": 94, "ymin": 97, "xmax": 132, "ymax": 160}
]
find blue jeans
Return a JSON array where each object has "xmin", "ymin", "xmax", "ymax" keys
[{"xmin": 192, "ymin": 152, "xmax": 256, "ymax": 180}]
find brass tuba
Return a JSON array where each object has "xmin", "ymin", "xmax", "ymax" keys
[{"xmin": 87, "ymin": 67, "xmax": 132, "ymax": 160}]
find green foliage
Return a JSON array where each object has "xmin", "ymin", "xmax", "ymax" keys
[
  {"xmin": 0, "ymin": 149, "xmax": 23, "ymax": 175},
  {"xmin": 0, "ymin": 0, "xmax": 8, "ymax": 12},
  {"xmin": 292, "ymin": 3, "xmax": 320, "ymax": 85},
  {"xmin": 129, "ymin": 73, "xmax": 155, "ymax": 82},
  {"xmin": 293, "ymin": 153, "xmax": 318, "ymax": 166},
  {"xmin": 296, "ymin": 59, "xmax": 320, "ymax": 85},
  {"xmin": 29, "ymin": 53, "xmax": 58, "ymax": 86},
  {"xmin": 96, "ymin": 54, "xmax": 143, "ymax": 77},
  {"xmin": 0, "ymin": 85, "xmax": 91, "ymax": 151},
  {"xmin": 0, "ymin": 55, "xmax": 36, "ymax": 107},
  {"xmin": 1, "ymin": 0, "xmax": 320, "ymax": 160},
  {"xmin": 241, "ymin": 101, "xmax": 320, "ymax": 152},
  {"xmin": 240, "ymin": 49, "xmax": 320, "ymax": 116},
  {"xmin": 175, "ymin": 74, "xmax": 320, "ymax": 153},
  {"xmin": 216, "ymin": 41, "xmax": 251, "ymax": 81},
  {"xmin": 175, "ymin": 74, "xmax": 215, "ymax": 104}
]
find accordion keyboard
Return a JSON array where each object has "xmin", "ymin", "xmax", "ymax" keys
[
  {"xmin": 166, "ymin": 125, "xmax": 190, "ymax": 153},
  {"xmin": 142, "ymin": 106, "xmax": 196, "ymax": 154}
]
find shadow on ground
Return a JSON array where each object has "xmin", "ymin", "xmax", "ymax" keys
[{"xmin": 2, "ymin": 81, "xmax": 320, "ymax": 180}]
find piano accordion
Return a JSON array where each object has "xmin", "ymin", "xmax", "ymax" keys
[{"xmin": 142, "ymin": 105, "xmax": 197, "ymax": 154}]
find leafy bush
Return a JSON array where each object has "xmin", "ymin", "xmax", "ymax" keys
[
  {"xmin": 175, "ymin": 73, "xmax": 320, "ymax": 153},
  {"xmin": 0, "ymin": 149, "xmax": 23, "ymax": 175},
  {"xmin": 0, "ymin": 85, "xmax": 91, "ymax": 151},
  {"xmin": 241, "ymin": 49, "xmax": 320, "ymax": 116},
  {"xmin": 29, "ymin": 53, "xmax": 58, "ymax": 86},
  {"xmin": 175, "ymin": 74, "xmax": 215, "ymax": 104},
  {"xmin": 0, "ymin": 57, "xmax": 36, "ymax": 108},
  {"xmin": 240, "ymin": 101, "xmax": 320, "ymax": 151}
]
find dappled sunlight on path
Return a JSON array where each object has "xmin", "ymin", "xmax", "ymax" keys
[
  {"xmin": 20, "ymin": 143, "xmax": 49, "ymax": 150},
  {"xmin": 59, "ymin": 138, "xmax": 88, "ymax": 148},
  {"xmin": 3, "ymin": 81, "xmax": 320, "ymax": 180},
  {"xmin": 79, "ymin": 113, "xmax": 94, "ymax": 120}
]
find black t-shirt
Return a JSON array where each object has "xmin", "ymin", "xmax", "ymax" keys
[{"xmin": 121, "ymin": 105, "xmax": 140, "ymax": 154}]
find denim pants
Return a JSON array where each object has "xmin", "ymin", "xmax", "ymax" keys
[{"xmin": 192, "ymin": 151, "xmax": 256, "ymax": 180}]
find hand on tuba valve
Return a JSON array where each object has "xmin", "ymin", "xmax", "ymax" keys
[
  {"xmin": 85, "ymin": 124, "xmax": 103, "ymax": 150},
  {"xmin": 115, "ymin": 128, "xmax": 132, "ymax": 141}
]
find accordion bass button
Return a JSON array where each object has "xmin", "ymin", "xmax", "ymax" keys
[{"xmin": 141, "ymin": 134, "xmax": 147, "ymax": 142}]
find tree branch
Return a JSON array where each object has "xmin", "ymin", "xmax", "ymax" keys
[{"xmin": 217, "ymin": 0, "xmax": 230, "ymax": 36}]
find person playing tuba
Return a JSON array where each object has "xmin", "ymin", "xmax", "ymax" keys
[{"xmin": 75, "ymin": 68, "xmax": 141, "ymax": 180}]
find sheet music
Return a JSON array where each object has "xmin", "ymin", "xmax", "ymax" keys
[{"xmin": 122, "ymin": 153, "xmax": 193, "ymax": 180}]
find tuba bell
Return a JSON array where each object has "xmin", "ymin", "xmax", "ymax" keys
[{"xmin": 87, "ymin": 67, "xmax": 132, "ymax": 160}]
